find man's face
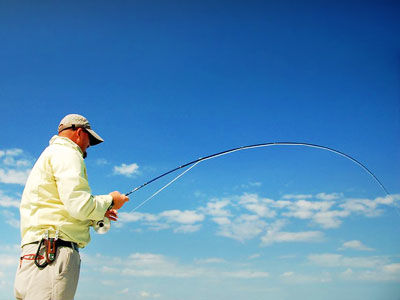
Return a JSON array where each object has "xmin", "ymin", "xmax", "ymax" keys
[{"xmin": 77, "ymin": 128, "xmax": 90, "ymax": 158}]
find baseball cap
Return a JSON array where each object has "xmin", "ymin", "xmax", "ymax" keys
[{"xmin": 58, "ymin": 114, "xmax": 104, "ymax": 146}]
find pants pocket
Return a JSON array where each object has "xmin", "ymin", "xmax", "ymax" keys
[{"xmin": 52, "ymin": 248, "xmax": 81, "ymax": 300}]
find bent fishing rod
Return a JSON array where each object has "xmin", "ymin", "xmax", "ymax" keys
[{"xmin": 93, "ymin": 141, "xmax": 391, "ymax": 233}]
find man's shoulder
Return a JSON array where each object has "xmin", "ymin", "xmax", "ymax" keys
[{"xmin": 45, "ymin": 140, "xmax": 82, "ymax": 161}]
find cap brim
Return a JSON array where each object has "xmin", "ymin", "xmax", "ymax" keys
[{"xmin": 86, "ymin": 129, "xmax": 104, "ymax": 146}]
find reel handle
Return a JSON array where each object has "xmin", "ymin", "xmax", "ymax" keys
[{"xmin": 93, "ymin": 218, "xmax": 111, "ymax": 234}]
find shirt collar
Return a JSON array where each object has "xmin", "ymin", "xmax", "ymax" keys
[{"xmin": 49, "ymin": 135, "xmax": 84, "ymax": 156}]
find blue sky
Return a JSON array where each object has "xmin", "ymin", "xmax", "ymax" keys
[{"xmin": 1, "ymin": 1, "xmax": 400, "ymax": 299}]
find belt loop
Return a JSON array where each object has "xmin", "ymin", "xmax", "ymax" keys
[{"xmin": 73, "ymin": 242, "xmax": 79, "ymax": 252}]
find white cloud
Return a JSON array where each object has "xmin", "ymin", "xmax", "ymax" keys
[
  {"xmin": 120, "ymin": 210, "xmax": 203, "ymax": 233},
  {"xmin": 216, "ymin": 214, "xmax": 267, "ymax": 242},
  {"xmin": 383, "ymin": 263, "xmax": 400, "ymax": 274},
  {"xmin": 339, "ymin": 240, "xmax": 374, "ymax": 251},
  {"xmin": 201, "ymin": 198, "xmax": 231, "ymax": 217},
  {"xmin": 248, "ymin": 253, "xmax": 261, "ymax": 260},
  {"xmin": 308, "ymin": 253, "xmax": 387, "ymax": 269},
  {"xmin": 0, "ymin": 191, "xmax": 20, "ymax": 208},
  {"xmin": 0, "ymin": 148, "xmax": 33, "ymax": 186},
  {"xmin": 283, "ymin": 200, "xmax": 334, "ymax": 220},
  {"xmin": 0, "ymin": 169, "xmax": 31, "ymax": 185},
  {"xmin": 212, "ymin": 217, "xmax": 231, "ymax": 225},
  {"xmin": 120, "ymin": 212, "xmax": 159, "ymax": 223},
  {"xmin": 222, "ymin": 270, "xmax": 269, "ymax": 279},
  {"xmin": 159, "ymin": 210, "xmax": 204, "ymax": 224},
  {"xmin": 340, "ymin": 263, "xmax": 400, "ymax": 282},
  {"xmin": 120, "ymin": 192, "xmax": 399, "ymax": 245},
  {"xmin": 92, "ymin": 252, "xmax": 269, "ymax": 281},
  {"xmin": 1, "ymin": 210, "xmax": 20, "ymax": 228},
  {"xmin": 3, "ymin": 156, "xmax": 31, "ymax": 167},
  {"xmin": 239, "ymin": 194, "xmax": 276, "ymax": 218},
  {"xmin": 113, "ymin": 163, "xmax": 139, "ymax": 177},
  {"xmin": 312, "ymin": 210, "xmax": 350, "ymax": 228},
  {"xmin": 118, "ymin": 288, "xmax": 129, "ymax": 295},
  {"xmin": 261, "ymin": 220, "xmax": 323, "ymax": 246},
  {"xmin": 95, "ymin": 158, "xmax": 109, "ymax": 166},
  {"xmin": 262, "ymin": 230, "xmax": 324, "ymax": 246},
  {"xmin": 339, "ymin": 196, "xmax": 394, "ymax": 217},
  {"xmin": 280, "ymin": 271, "xmax": 332, "ymax": 283},
  {"xmin": 237, "ymin": 181, "xmax": 263, "ymax": 189},
  {"xmin": 375, "ymin": 195, "xmax": 397, "ymax": 205},
  {"xmin": 5, "ymin": 149, "xmax": 23, "ymax": 156},
  {"xmin": 174, "ymin": 224, "xmax": 202, "ymax": 233},
  {"xmin": 315, "ymin": 192, "xmax": 342, "ymax": 201},
  {"xmin": 195, "ymin": 258, "xmax": 226, "ymax": 264},
  {"xmin": 282, "ymin": 194, "xmax": 313, "ymax": 200},
  {"xmin": 0, "ymin": 254, "xmax": 19, "ymax": 266},
  {"xmin": 139, "ymin": 291, "xmax": 160, "ymax": 298}
]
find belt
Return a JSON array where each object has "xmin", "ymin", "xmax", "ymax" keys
[{"xmin": 29, "ymin": 239, "xmax": 79, "ymax": 252}]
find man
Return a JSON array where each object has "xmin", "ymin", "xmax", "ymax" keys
[{"xmin": 14, "ymin": 114, "xmax": 129, "ymax": 300}]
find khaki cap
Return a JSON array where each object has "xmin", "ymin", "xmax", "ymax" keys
[{"xmin": 58, "ymin": 114, "xmax": 104, "ymax": 146}]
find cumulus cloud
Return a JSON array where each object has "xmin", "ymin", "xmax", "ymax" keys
[
  {"xmin": 316, "ymin": 192, "xmax": 342, "ymax": 201},
  {"xmin": 120, "ymin": 209, "xmax": 204, "ymax": 233},
  {"xmin": 383, "ymin": 263, "xmax": 400, "ymax": 274},
  {"xmin": 174, "ymin": 224, "xmax": 202, "ymax": 233},
  {"xmin": 95, "ymin": 158, "xmax": 109, "ymax": 166},
  {"xmin": 248, "ymin": 253, "xmax": 261, "ymax": 260},
  {"xmin": 195, "ymin": 258, "xmax": 226, "ymax": 264},
  {"xmin": 312, "ymin": 210, "xmax": 350, "ymax": 228},
  {"xmin": 1, "ymin": 210, "xmax": 20, "ymax": 228},
  {"xmin": 239, "ymin": 194, "xmax": 276, "ymax": 218},
  {"xmin": 338, "ymin": 240, "xmax": 374, "ymax": 251},
  {"xmin": 280, "ymin": 271, "xmax": 332, "ymax": 283},
  {"xmin": 0, "ymin": 169, "xmax": 31, "ymax": 185},
  {"xmin": 262, "ymin": 229, "xmax": 324, "ymax": 246},
  {"xmin": 216, "ymin": 214, "xmax": 267, "ymax": 242},
  {"xmin": 91, "ymin": 252, "xmax": 269, "ymax": 280},
  {"xmin": 139, "ymin": 291, "xmax": 160, "ymax": 298},
  {"xmin": 0, "ymin": 191, "xmax": 20, "ymax": 208},
  {"xmin": 120, "ymin": 191, "xmax": 398, "ymax": 245},
  {"xmin": 222, "ymin": 270, "xmax": 269, "ymax": 278},
  {"xmin": 4, "ymin": 149, "xmax": 23, "ymax": 156},
  {"xmin": 118, "ymin": 288, "xmax": 130, "ymax": 295},
  {"xmin": 336, "ymin": 257, "xmax": 400, "ymax": 282},
  {"xmin": 261, "ymin": 220, "xmax": 323, "ymax": 246},
  {"xmin": 113, "ymin": 163, "xmax": 139, "ymax": 177},
  {"xmin": 283, "ymin": 199, "xmax": 334, "ymax": 220},
  {"xmin": 339, "ymin": 196, "xmax": 392, "ymax": 217},
  {"xmin": 0, "ymin": 148, "xmax": 33, "ymax": 186},
  {"xmin": 200, "ymin": 198, "xmax": 231, "ymax": 217},
  {"xmin": 308, "ymin": 253, "xmax": 386, "ymax": 269},
  {"xmin": 159, "ymin": 210, "xmax": 204, "ymax": 224},
  {"xmin": 282, "ymin": 194, "xmax": 312, "ymax": 200}
]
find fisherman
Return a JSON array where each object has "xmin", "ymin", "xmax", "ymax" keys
[{"xmin": 14, "ymin": 114, "xmax": 129, "ymax": 300}]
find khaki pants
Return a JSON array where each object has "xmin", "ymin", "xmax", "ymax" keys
[{"xmin": 14, "ymin": 243, "xmax": 81, "ymax": 300}]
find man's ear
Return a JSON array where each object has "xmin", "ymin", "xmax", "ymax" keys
[{"xmin": 76, "ymin": 127, "xmax": 84, "ymax": 136}]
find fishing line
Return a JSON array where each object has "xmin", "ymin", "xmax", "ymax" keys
[
  {"xmin": 126, "ymin": 142, "xmax": 390, "ymax": 197},
  {"xmin": 129, "ymin": 161, "xmax": 200, "ymax": 213},
  {"xmin": 94, "ymin": 142, "xmax": 395, "ymax": 234}
]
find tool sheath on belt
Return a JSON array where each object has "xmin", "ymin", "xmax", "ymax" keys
[{"xmin": 34, "ymin": 230, "xmax": 58, "ymax": 269}]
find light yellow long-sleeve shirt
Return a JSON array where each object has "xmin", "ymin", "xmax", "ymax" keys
[{"xmin": 20, "ymin": 135, "xmax": 112, "ymax": 248}]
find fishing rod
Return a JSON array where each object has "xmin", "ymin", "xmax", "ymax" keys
[{"xmin": 93, "ymin": 142, "xmax": 391, "ymax": 233}]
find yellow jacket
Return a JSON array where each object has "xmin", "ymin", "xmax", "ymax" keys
[{"xmin": 20, "ymin": 135, "xmax": 112, "ymax": 248}]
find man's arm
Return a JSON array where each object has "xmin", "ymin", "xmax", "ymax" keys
[{"xmin": 51, "ymin": 148, "xmax": 127, "ymax": 221}]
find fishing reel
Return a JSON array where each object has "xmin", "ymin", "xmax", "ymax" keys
[{"xmin": 93, "ymin": 218, "xmax": 111, "ymax": 234}]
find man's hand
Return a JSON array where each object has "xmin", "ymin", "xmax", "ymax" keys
[
  {"xmin": 105, "ymin": 209, "xmax": 118, "ymax": 221},
  {"xmin": 109, "ymin": 191, "xmax": 129, "ymax": 210}
]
